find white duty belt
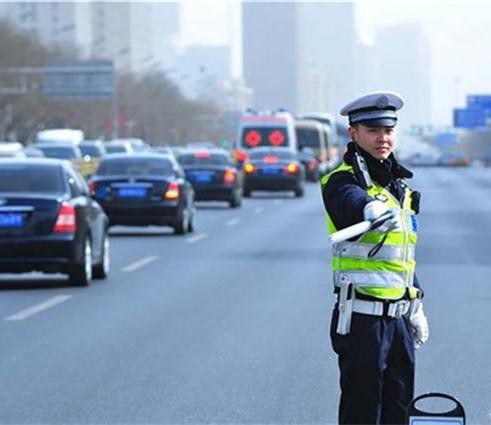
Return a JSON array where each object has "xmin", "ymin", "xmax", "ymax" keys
[{"xmin": 351, "ymin": 298, "xmax": 411, "ymax": 319}]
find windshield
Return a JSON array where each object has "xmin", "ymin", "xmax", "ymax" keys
[
  {"xmin": 0, "ymin": 164, "xmax": 65, "ymax": 193},
  {"xmin": 296, "ymin": 127, "xmax": 321, "ymax": 149},
  {"xmin": 241, "ymin": 126, "xmax": 289, "ymax": 148},
  {"xmin": 37, "ymin": 146, "xmax": 80, "ymax": 159},
  {"xmin": 80, "ymin": 145, "xmax": 104, "ymax": 157},
  {"xmin": 249, "ymin": 149, "xmax": 295, "ymax": 160},
  {"xmin": 105, "ymin": 145, "xmax": 127, "ymax": 153},
  {"xmin": 97, "ymin": 158, "xmax": 174, "ymax": 176},
  {"xmin": 178, "ymin": 153, "xmax": 231, "ymax": 166}
]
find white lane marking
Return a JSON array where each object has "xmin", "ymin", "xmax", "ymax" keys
[
  {"xmin": 5, "ymin": 295, "xmax": 72, "ymax": 321},
  {"xmin": 274, "ymin": 199, "xmax": 283, "ymax": 205},
  {"xmin": 186, "ymin": 233, "xmax": 208, "ymax": 244},
  {"xmin": 254, "ymin": 207, "xmax": 264, "ymax": 214},
  {"xmin": 225, "ymin": 218, "xmax": 241, "ymax": 227},
  {"xmin": 121, "ymin": 255, "xmax": 158, "ymax": 272}
]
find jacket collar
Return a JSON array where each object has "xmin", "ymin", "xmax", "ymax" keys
[{"xmin": 343, "ymin": 141, "xmax": 413, "ymax": 187}]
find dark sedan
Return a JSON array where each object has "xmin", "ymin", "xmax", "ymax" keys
[
  {"xmin": 242, "ymin": 147, "xmax": 305, "ymax": 197},
  {"xmin": 89, "ymin": 154, "xmax": 195, "ymax": 234},
  {"xmin": 178, "ymin": 149, "xmax": 242, "ymax": 208},
  {"xmin": 0, "ymin": 159, "xmax": 109, "ymax": 286}
]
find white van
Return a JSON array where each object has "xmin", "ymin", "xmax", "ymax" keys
[
  {"xmin": 236, "ymin": 109, "xmax": 297, "ymax": 152},
  {"xmin": 36, "ymin": 129, "xmax": 84, "ymax": 145}
]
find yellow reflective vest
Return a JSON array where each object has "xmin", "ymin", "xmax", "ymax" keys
[{"xmin": 322, "ymin": 162, "xmax": 419, "ymax": 300}]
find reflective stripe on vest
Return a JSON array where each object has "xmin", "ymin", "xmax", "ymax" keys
[{"xmin": 325, "ymin": 162, "xmax": 418, "ymax": 300}]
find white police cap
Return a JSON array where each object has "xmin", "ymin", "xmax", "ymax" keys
[{"xmin": 340, "ymin": 92, "xmax": 404, "ymax": 127}]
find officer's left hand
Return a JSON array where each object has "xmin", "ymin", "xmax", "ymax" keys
[{"xmin": 409, "ymin": 299, "xmax": 429, "ymax": 349}]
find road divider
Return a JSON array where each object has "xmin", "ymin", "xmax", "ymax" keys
[
  {"xmin": 121, "ymin": 256, "xmax": 158, "ymax": 272},
  {"xmin": 186, "ymin": 233, "xmax": 208, "ymax": 244},
  {"xmin": 5, "ymin": 295, "xmax": 72, "ymax": 321}
]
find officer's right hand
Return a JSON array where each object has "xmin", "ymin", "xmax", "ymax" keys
[{"xmin": 363, "ymin": 200, "xmax": 399, "ymax": 232}]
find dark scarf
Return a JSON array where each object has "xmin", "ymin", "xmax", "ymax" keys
[{"xmin": 343, "ymin": 141, "xmax": 413, "ymax": 187}]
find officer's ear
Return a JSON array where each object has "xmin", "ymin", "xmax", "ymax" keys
[{"xmin": 348, "ymin": 125, "xmax": 358, "ymax": 141}]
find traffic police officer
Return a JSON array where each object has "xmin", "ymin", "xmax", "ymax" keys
[{"xmin": 321, "ymin": 92, "xmax": 430, "ymax": 424}]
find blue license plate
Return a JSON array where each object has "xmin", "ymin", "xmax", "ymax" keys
[
  {"xmin": 193, "ymin": 172, "xmax": 213, "ymax": 182},
  {"xmin": 0, "ymin": 212, "xmax": 24, "ymax": 228},
  {"xmin": 118, "ymin": 187, "xmax": 146, "ymax": 198},
  {"xmin": 263, "ymin": 166, "xmax": 280, "ymax": 174}
]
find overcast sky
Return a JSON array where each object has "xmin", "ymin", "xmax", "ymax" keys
[{"xmin": 180, "ymin": 0, "xmax": 491, "ymax": 127}]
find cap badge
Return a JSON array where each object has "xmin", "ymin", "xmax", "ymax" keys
[{"xmin": 376, "ymin": 95, "xmax": 389, "ymax": 109}]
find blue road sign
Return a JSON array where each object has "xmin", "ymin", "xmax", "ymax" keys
[
  {"xmin": 466, "ymin": 94, "xmax": 491, "ymax": 110},
  {"xmin": 43, "ymin": 60, "xmax": 114, "ymax": 100},
  {"xmin": 453, "ymin": 108, "xmax": 491, "ymax": 128}
]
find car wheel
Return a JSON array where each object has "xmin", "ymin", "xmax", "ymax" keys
[
  {"xmin": 229, "ymin": 191, "xmax": 242, "ymax": 208},
  {"xmin": 243, "ymin": 188, "xmax": 251, "ymax": 198},
  {"xmin": 69, "ymin": 237, "xmax": 92, "ymax": 286},
  {"xmin": 187, "ymin": 209, "xmax": 195, "ymax": 233},
  {"xmin": 294, "ymin": 187, "xmax": 304, "ymax": 198},
  {"xmin": 93, "ymin": 232, "xmax": 109, "ymax": 279},
  {"xmin": 174, "ymin": 209, "xmax": 189, "ymax": 235}
]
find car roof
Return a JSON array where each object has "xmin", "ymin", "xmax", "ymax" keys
[
  {"xmin": 0, "ymin": 157, "xmax": 66, "ymax": 166},
  {"xmin": 36, "ymin": 142, "xmax": 80, "ymax": 149},
  {"xmin": 248, "ymin": 146, "xmax": 295, "ymax": 152},
  {"xmin": 101, "ymin": 152, "xmax": 175, "ymax": 160},
  {"xmin": 179, "ymin": 148, "xmax": 230, "ymax": 155}
]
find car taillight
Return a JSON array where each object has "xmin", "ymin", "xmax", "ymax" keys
[
  {"xmin": 285, "ymin": 163, "xmax": 299, "ymax": 174},
  {"xmin": 165, "ymin": 181, "xmax": 180, "ymax": 200},
  {"xmin": 88, "ymin": 181, "xmax": 96, "ymax": 196},
  {"xmin": 224, "ymin": 168, "xmax": 235, "ymax": 184},
  {"xmin": 53, "ymin": 202, "xmax": 76, "ymax": 233},
  {"xmin": 243, "ymin": 163, "xmax": 256, "ymax": 174}
]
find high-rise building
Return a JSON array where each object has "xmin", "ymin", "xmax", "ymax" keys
[
  {"xmin": 242, "ymin": 2, "xmax": 358, "ymax": 114},
  {"xmin": 0, "ymin": 2, "xmax": 179, "ymax": 72},
  {"xmin": 0, "ymin": 2, "xmax": 92, "ymax": 57},
  {"xmin": 91, "ymin": 2, "xmax": 179, "ymax": 72},
  {"xmin": 242, "ymin": 2, "xmax": 298, "ymax": 111},
  {"xmin": 371, "ymin": 23, "xmax": 432, "ymax": 129}
]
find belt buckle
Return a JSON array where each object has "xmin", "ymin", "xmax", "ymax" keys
[{"xmin": 389, "ymin": 300, "xmax": 409, "ymax": 319}]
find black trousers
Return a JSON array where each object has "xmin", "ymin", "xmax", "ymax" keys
[{"xmin": 330, "ymin": 308, "xmax": 415, "ymax": 425}]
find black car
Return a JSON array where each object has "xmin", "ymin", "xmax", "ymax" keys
[
  {"xmin": 242, "ymin": 147, "xmax": 305, "ymax": 197},
  {"xmin": 89, "ymin": 153, "xmax": 195, "ymax": 234},
  {"xmin": 178, "ymin": 149, "xmax": 242, "ymax": 208},
  {"xmin": 0, "ymin": 159, "xmax": 109, "ymax": 286}
]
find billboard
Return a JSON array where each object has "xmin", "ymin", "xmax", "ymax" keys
[{"xmin": 43, "ymin": 60, "xmax": 114, "ymax": 100}]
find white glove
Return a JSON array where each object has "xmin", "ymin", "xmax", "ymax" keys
[
  {"xmin": 409, "ymin": 299, "xmax": 429, "ymax": 349},
  {"xmin": 363, "ymin": 200, "xmax": 400, "ymax": 232}
]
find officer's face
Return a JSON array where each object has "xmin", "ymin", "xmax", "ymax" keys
[{"xmin": 349, "ymin": 124, "xmax": 396, "ymax": 161}]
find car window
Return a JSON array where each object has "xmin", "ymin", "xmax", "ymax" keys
[
  {"xmin": 97, "ymin": 157, "xmax": 174, "ymax": 176},
  {"xmin": 37, "ymin": 145, "xmax": 81, "ymax": 159},
  {"xmin": 105, "ymin": 144, "xmax": 127, "ymax": 153},
  {"xmin": 80, "ymin": 145, "xmax": 104, "ymax": 157},
  {"xmin": 249, "ymin": 150, "xmax": 295, "ymax": 160},
  {"xmin": 0, "ymin": 164, "xmax": 65, "ymax": 193},
  {"xmin": 178, "ymin": 153, "xmax": 231, "ymax": 166},
  {"xmin": 296, "ymin": 127, "xmax": 321, "ymax": 149}
]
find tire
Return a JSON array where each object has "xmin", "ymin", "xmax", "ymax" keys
[
  {"xmin": 243, "ymin": 188, "xmax": 251, "ymax": 198},
  {"xmin": 93, "ymin": 232, "xmax": 109, "ymax": 279},
  {"xmin": 229, "ymin": 191, "xmax": 242, "ymax": 208},
  {"xmin": 187, "ymin": 210, "xmax": 195, "ymax": 233},
  {"xmin": 69, "ymin": 237, "xmax": 92, "ymax": 286},
  {"xmin": 294, "ymin": 186, "xmax": 305, "ymax": 198},
  {"xmin": 173, "ymin": 209, "xmax": 189, "ymax": 235}
]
